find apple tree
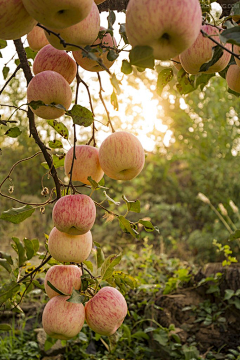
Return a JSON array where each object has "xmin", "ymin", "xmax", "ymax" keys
[{"xmin": 0, "ymin": 0, "xmax": 240, "ymax": 344}]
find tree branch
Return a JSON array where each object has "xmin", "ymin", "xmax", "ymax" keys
[{"xmin": 13, "ymin": 38, "xmax": 61, "ymax": 199}]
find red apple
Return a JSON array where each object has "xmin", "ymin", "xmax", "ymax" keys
[
  {"xmin": 99, "ymin": 131, "xmax": 145, "ymax": 180},
  {"xmin": 226, "ymin": 65, "xmax": 240, "ymax": 93},
  {"xmin": 85, "ymin": 286, "xmax": 128, "ymax": 336},
  {"xmin": 72, "ymin": 27, "xmax": 117, "ymax": 72},
  {"xmin": 52, "ymin": 194, "xmax": 96, "ymax": 235},
  {"xmin": 0, "ymin": 0, "xmax": 36, "ymax": 40},
  {"xmin": 33, "ymin": 45, "xmax": 77, "ymax": 84},
  {"xmin": 22, "ymin": 0, "xmax": 93, "ymax": 29},
  {"xmin": 48, "ymin": 227, "xmax": 92, "ymax": 263},
  {"xmin": 44, "ymin": 265, "xmax": 82, "ymax": 298},
  {"xmin": 42, "ymin": 295, "xmax": 85, "ymax": 340},
  {"xmin": 179, "ymin": 25, "xmax": 232, "ymax": 75},
  {"xmin": 45, "ymin": 2, "xmax": 100, "ymax": 51},
  {"xmin": 64, "ymin": 145, "xmax": 104, "ymax": 185},
  {"xmin": 125, "ymin": 0, "xmax": 202, "ymax": 61},
  {"xmin": 27, "ymin": 26, "xmax": 49, "ymax": 52},
  {"xmin": 27, "ymin": 70, "xmax": 72, "ymax": 119}
]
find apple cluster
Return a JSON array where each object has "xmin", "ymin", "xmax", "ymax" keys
[
  {"xmin": 125, "ymin": 0, "xmax": 240, "ymax": 94},
  {"xmin": 0, "ymin": 0, "xmax": 118, "ymax": 121},
  {"xmin": 42, "ymin": 130, "xmax": 145, "ymax": 339}
]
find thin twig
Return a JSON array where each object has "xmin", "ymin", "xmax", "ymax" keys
[
  {"xmin": 17, "ymin": 255, "xmax": 52, "ymax": 284},
  {"xmin": 201, "ymin": 29, "xmax": 240, "ymax": 60},
  {"xmin": 0, "ymin": 64, "xmax": 22, "ymax": 95},
  {"xmin": 97, "ymin": 72, "xmax": 115, "ymax": 132},
  {"xmin": 37, "ymin": 23, "xmax": 112, "ymax": 74}
]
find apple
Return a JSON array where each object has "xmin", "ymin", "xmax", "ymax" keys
[
  {"xmin": 85, "ymin": 286, "xmax": 128, "ymax": 336},
  {"xmin": 125, "ymin": 0, "xmax": 202, "ymax": 61},
  {"xmin": 48, "ymin": 227, "xmax": 92, "ymax": 263},
  {"xmin": 226, "ymin": 65, "xmax": 240, "ymax": 93},
  {"xmin": 52, "ymin": 194, "xmax": 96, "ymax": 235},
  {"xmin": 27, "ymin": 26, "xmax": 49, "ymax": 52},
  {"xmin": 42, "ymin": 295, "xmax": 85, "ymax": 340},
  {"xmin": 33, "ymin": 45, "xmax": 77, "ymax": 84},
  {"xmin": 72, "ymin": 27, "xmax": 117, "ymax": 72},
  {"xmin": 27, "ymin": 70, "xmax": 72, "ymax": 119},
  {"xmin": 64, "ymin": 145, "xmax": 104, "ymax": 185},
  {"xmin": 98, "ymin": 131, "xmax": 145, "ymax": 180},
  {"xmin": 44, "ymin": 2, "xmax": 100, "ymax": 51},
  {"xmin": 179, "ymin": 25, "xmax": 232, "ymax": 75},
  {"xmin": 22, "ymin": 0, "xmax": 93, "ymax": 29},
  {"xmin": 233, "ymin": 45, "xmax": 240, "ymax": 67},
  {"xmin": 44, "ymin": 265, "xmax": 82, "ymax": 298},
  {"xmin": 0, "ymin": 0, "xmax": 36, "ymax": 41}
]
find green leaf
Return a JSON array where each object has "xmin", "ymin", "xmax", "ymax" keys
[
  {"xmin": 0, "ymin": 252, "xmax": 13, "ymax": 265},
  {"xmin": 31, "ymin": 238, "xmax": 39, "ymax": 253},
  {"xmin": 67, "ymin": 288, "xmax": 88, "ymax": 304},
  {"xmin": 83, "ymin": 260, "xmax": 93, "ymax": 273},
  {"xmin": 138, "ymin": 219, "xmax": 155, "ymax": 232},
  {"xmin": 118, "ymin": 216, "xmax": 138, "ymax": 238},
  {"xmin": 48, "ymin": 140, "xmax": 63, "ymax": 149},
  {"xmin": 119, "ymin": 23, "xmax": 128, "ymax": 44},
  {"xmin": 101, "ymin": 253, "xmax": 122, "ymax": 280},
  {"xmin": 153, "ymin": 330, "xmax": 168, "ymax": 346},
  {"xmin": 28, "ymin": 100, "xmax": 45, "ymax": 109},
  {"xmin": 2, "ymin": 66, "xmax": 9, "ymax": 80},
  {"xmin": 0, "ymin": 324, "xmax": 12, "ymax": 331},
  {"xmin": 122, "ymin": 195, "xmax": 141, "ymax": 213},
  {"xmin": 112, "ymin": 271, "xmax": 137, "ymax": 289},
  {"xmin": 25, "ymin": 46, "xmax": 37, "ymax": 60},
  {"xmin": 23, "ymin": 238, "xmax": 35, "ymax": 260},
  {"xmin": 157, "ymin": 69, "xmax": 173, "ymax": 96},
  {"xmin": 129, "ymin": 46, "xmax": 155, "ymax": 69},
  {"xmin": 94, "ymin": 241, "xmax": 105, "ymax": 269},
  {"xmin": 11, "ymin": 237, "xmax": 27, "ymax": 267},
  {"xmin": 229, "ymin": 229, "xmax": 240, "ymax": 241},
  {"xmin": 103, "ymin": 191, "xmax": 120, "ymax": 205},
  {"xmin": 111, "ymin": 73, "xmax": 121, "ymax": 95},
  {"xmin": 0, "ymin": 281, "xmax": 20, "ymax": 306},
  {"xmin": 4, "ymin": 127, "xmax": 22, "ymax": 138},
  {"xmin": 199, "ymin": 45, "xmax": 224, "ymax": 72},
  {"xmin": 41, "ymin": 154, "xmax": 65, "ymax": 170},
  {"xmin": 224, "ymin": 289, "xmax": 235, "ymax": 300},
  {"xmin": 107, "ymin": 50, "xmax": 118, "ymax": 62},
  {"xmin": 194, "ymin": 73, "xmax": 214, "ymax": 89},
  {"xmin": 111, "ymin": 90, "xmax": 119, "ymax": 110},
  {"xmin": 0, "ymin": 205, "xmax": 35, "ymax": 224},
  {"xmin": 67, "ymin": 104, "xmax": 93, "ymax": 127},
  {"xmin": 32, "ymin": 279, "xmax": 45, "ymax": 290},
  {"xmin": 176, "ymin": 68, "xmax": 195, "ymax": 95},
  {"xmin": 132, "ymin": 331, "xmax": 149, "ymax": 340},
  {"xmin": 44, "ymin": 336, "xmax": 58, "ymax": 351},
  {"xmin": 47, "ymin": 120, "xmax": 69, "ymax": 139},
  {"xmin": 220, "ymin": 26, "xmax": 240, "ymax": 46},
  {"xmin": 0, "ymin": 40, "xmax": 7, "ymax": 49},
  {"xmin": 0, "ymin": 259, "xmax": 12, "ymax": 273},
  {"xmin": 47, "ymin": 280, "xmax": 68, "ymax": 296},
  {"xmin": 107, "ymin": 10, "xmax": 116, "ymax": 30},
  {"xmin": 121, "ymin": 60, "xmax": 133, "ymax": 75}
]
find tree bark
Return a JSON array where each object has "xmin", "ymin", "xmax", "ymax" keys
[{"xmin": 98, "ymin": 0, "xmax": 238, "ymax": 17}]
